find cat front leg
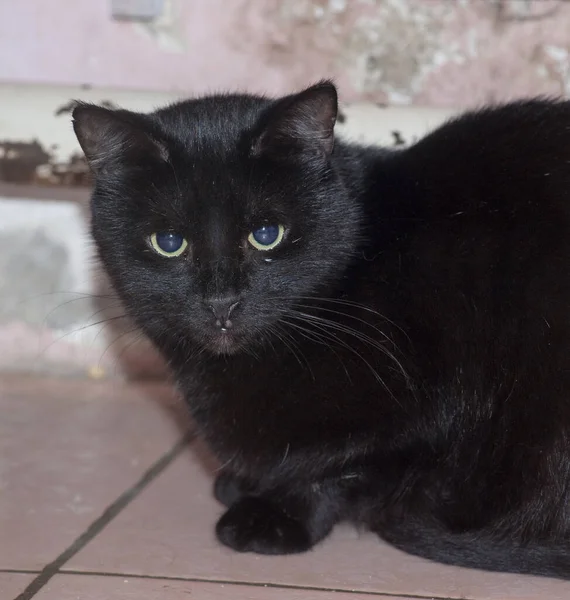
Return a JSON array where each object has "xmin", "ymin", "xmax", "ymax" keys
[{"xmin": 215, "ymin": 478, "xmax": 344, "ymax": 555}]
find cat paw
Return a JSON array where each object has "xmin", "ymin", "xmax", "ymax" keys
[
  {"xmin": 213, "ymin": 471, "xmax": 246, "ymax": 507},
  {"xmin": 215, "ymin": 496, "xmax": 312, "ymax": 554}
]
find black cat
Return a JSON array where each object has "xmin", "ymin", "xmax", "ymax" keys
[{"xmin": 73, "ymin": 81, "xmax": 570, "ymax": 579}]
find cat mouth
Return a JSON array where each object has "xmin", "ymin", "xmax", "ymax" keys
[{"xmin": 207, "ymin": 329, "xmax": 242, "ymax": 356}]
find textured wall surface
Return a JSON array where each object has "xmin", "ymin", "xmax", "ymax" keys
[{"xmin": 1, "ymin": 0, "xmax": 570, "ymax": 107}]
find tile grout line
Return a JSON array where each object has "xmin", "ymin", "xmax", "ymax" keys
[
  {"xmin": 56, "ymin": 569, "xmax": 460, "ymax": 600},
  {"xmin": 13, "ymin": 431, "xmax": 195, "ymax": 600}
]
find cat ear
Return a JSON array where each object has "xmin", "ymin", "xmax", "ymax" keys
[
  {"xmin": 253, "ymin": 81, "xmax": 338, "ymax": 158},
  {"xmin": 72, "ymin": 103, "xmax": 168, "ymax": 174}
]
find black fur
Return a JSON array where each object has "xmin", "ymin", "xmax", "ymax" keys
[{"xmin": 73, "ymin": 82, "xmax": 570, "ymax": 579}]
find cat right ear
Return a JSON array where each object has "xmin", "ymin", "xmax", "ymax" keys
[{"xmin": 72, "ymin": 103, "xmax": 167, "ymax": 174}]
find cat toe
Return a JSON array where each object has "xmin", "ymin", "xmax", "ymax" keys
[{"xmin": 215, "ymin": 497, "xmax": 312, "ymax": 555}]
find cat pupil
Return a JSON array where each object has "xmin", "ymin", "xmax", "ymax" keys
[
  {"xmin": 156, "ymin": 233, "xmax": 183, "ymax": 253},
  {"xmin": 253, "ymin": 225, "xmax": 279, "ymax": 246}
]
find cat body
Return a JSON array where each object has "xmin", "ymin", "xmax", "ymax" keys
[{"xmin": 73, "ymin": 83, "xmax": 570, "ymax": 579}]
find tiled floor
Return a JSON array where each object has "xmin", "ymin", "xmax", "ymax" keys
[{"xmin": 2, "ymin": 375, "xmax": 570, "ymax": 600}]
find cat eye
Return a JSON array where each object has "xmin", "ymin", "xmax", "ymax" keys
[
  {"xmin": 248, "ymin": 224, "xmax": 285, "ymax": 251},
  {"xmin": 150, "ymin": 232, "xmax": 188, "ymax": 257}
]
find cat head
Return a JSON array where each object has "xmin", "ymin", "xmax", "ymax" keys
[{"xmin": 72, "ymin": 82, "xmax": 362, "ymax": 357}]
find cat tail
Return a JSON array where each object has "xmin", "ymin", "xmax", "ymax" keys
[{"xmin": 376, "ymin": 518, "xmax": 570, "ymax": 580}]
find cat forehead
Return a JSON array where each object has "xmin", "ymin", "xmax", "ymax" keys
[
  {"xmin": 153, "ymin": 153, "xmax": 284, "ymax": 218},
  {"xmin": 152, "ymin": 95, "xmax": 270, "ymax": 145}
]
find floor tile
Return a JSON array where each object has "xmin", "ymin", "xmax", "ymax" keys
[
  {"xmin": 0, "ymin": 375, "xmax": 191, "ymax": 571},
  {"xmin": 34, "ymin": 573, "xmax": 406, "ymax": 599},
  {"xmin": 68, "ymin": 445, "xmax": 570, "ymax": 600},
  {"xmin": 0, "ymin": 573, "xmax": 36, "ymax": 598}
]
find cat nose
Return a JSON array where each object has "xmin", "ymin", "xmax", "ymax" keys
[{"xmin": 206, "ymin": 297, "xmax": 240, "ymax": 330}]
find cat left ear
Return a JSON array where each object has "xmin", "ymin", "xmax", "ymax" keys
[
  {"xmin": 72, "ymin": 103, "xmax": 168, "ymax": 174},
  {"xmin": 253, "ymin": 81, "xmax": 338, "ymax": 158}
]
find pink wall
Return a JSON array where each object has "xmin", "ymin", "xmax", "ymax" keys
[
  {"xmin": 0, "ymin": 1, "xmax": 288, "ymax": 95},
  {"xmin": 1, "ymin": 0, "xmax": 570, "ymax": 107}
]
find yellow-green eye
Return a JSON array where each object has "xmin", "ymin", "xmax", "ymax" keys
[
  {"xmin": 248, "ymin": 224, "xmax": 285, "ymax": 251},
  {"xmin": 150, "ymin": 232, "xmax": 188, "ymax": 257}
]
